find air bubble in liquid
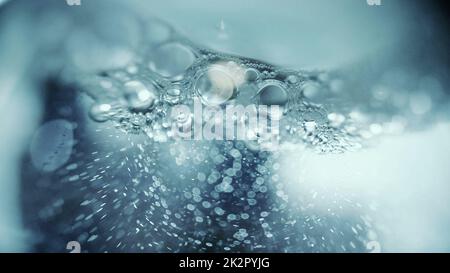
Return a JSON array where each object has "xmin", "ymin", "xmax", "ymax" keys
[
  {"xmin": 286, "ymin": 75, "xmax": 299, "ymax": 84},
  {"xmin": 258, "ymin": 81, "xmax": 288, "ymax": 106},
  {"xmin": 195, "ymin": 66, "xmax": 236, "ymax": 106},
  {"xmin": 164, "ymin": 87, "xmax": 182, "ymax": 105},
  {"xmin": 148, "ymin": 42, "xmax": 196, "ymax": 79},
  {"xmin": 123, "ymin": 80, "xmax": 158, "ymax": 111},
  {"xmin": 89, "ymin": 103, "xmax": 113, "ymax": 122},
  {"xmin": 244, "ymin": 68, "xmax": 259, "ymax": 82}
]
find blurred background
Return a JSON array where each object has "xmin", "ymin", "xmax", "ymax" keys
[{"xmin": 0, "ymin": 0, "xmax": 449, "ymax": 252}]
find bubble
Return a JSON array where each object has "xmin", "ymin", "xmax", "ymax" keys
[
  {"xmin": 214, "ymin": 207, "xmax": 225, "ymax": 216},
  {"xmin": 149, "ymin": 42, "xmax": 196, "ymax": 78},
  {"xmin": 302, "ymin": 82, "xmax": 321, "ymax": 101},
  {"xmin": 57, "ymin": 16, "xmax": 386, "ymax": 252},
  {"xmin": 89, "ymin": 103, "xmax": 113, "ymax": 122},
  {"xmin": 195, "ymin": 66, "xmax": 236, "ymax": 106},
  {"xmin": 123, "ymin": 80, "xmax": 157, "ymax": 111},
  {"xmin": 29, "ymin": 119, "xmax": 74, "ymax": 172},
  {"xmin": 202, "ymin": 201, "xmax": 211, "ymax": 208},
  {"xmin": 227, "ymin": 214, "xmax": 237, "ymax": 221},
  {"xmin": 258, "ymin": 82, "xmax": 288, "ymax": 106},
  {"xmin": 245, "ymin": 68, "xmax": 259, "ymax": 82},
  {"xmin": 164, "ymin": 87, "xmax": 182, "ymax": 104},
  {"xmin": 197, "ymin": 172, "xmax": 206, "ymax": 182},
  {"xmin": 229, "ymin": 149, "xmax": 241, "ymax": 158},
  {"xmin": 286, "ymin": 75, "xmax": 299, "ymax": 84}
]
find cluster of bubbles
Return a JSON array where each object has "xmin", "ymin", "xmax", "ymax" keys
[
  {"xmin": 32, "ymin": 17, "xmax": 381, "ymax": 253},
  {"xmin": 14, "ymin": 0, "xmax": 448, "ymax": 253},
  {"xmin": 29, "ymin": 9, "xmax": 446, "ymax": 252},
  {"xmin": 36, "ymin": 129, "xmax": 376, "ymax": 252},
  {"xmin": 65, "ymin": 16, "xmax": 367, "ymax": 154}
]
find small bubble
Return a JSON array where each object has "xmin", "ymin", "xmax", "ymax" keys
[
  {"xmin": 258, "ymin": 82, "xmax": 288, "ymax": 106},
  {"xmin": 164, "ymin": 87, "xmax": 182, "ymax": 104},
  {"xmin": 202, "ymin": 201, "xmax": 211, "ymax": 208},
  {"xmin": 89, "ymin": 103, "xmax": 113, "ymax": 122},
  {"xmin": 214, "ymin": 207, "xmax": 225, "ymax": 216},
  {"xmin": 286, "ymin": 75, "xmax": 298, "ymax": 84},
  {"xmin": 245, "ymin": 68, "xmax": 259, "ymax": 82},
  {"xmin": 124, "ymin": 81, "xmax": 157, "ymax": 112}
]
